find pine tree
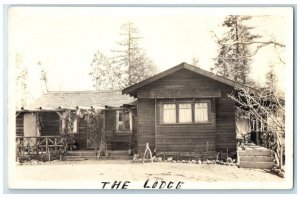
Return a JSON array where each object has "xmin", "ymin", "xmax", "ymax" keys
[
  {"xmin": 114, "ymin": 22, "xmax": 157, "ymax": 86},
  {"xmin": 90, "ymin": 22, "xmax": 157, "ymax": 89},
  {"xmin": 212, "ymin": 15, "xmax": 261, "ymax": 84}
]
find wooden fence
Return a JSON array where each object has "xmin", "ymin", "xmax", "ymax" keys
[{"xmin": 16, "ymin": 136, "xmax": 67, "ymax": 161}]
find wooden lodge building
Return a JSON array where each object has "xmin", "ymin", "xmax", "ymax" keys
[{"xmin": 16, "ymin": 62, "xmax": 251, "ymax": 158}]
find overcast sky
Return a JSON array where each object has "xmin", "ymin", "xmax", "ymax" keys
[{"xmin": 8, "ymin": 7, "xmax": 292, "ymax": 105}]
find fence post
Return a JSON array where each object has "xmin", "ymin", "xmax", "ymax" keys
[
  {"xmin": 163, "ymin": 139, "xmax": 166, "ymax": 161},
  {"xmin": 279, "ymin": 144, "xmax": 283, "ymax": 169},
  {"xmin": 189, "ymin": 139, "xmax": 192, "ymax": 161}
]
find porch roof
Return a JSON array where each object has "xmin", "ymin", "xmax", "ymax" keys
[{"xmin": 24, "ymin": 90, "xmax": 136, "ymax": 111}]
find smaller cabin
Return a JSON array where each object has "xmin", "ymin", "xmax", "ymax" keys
[{"xmin": 16, "ymin": 90, "xmax": 137, "ymax": 152}]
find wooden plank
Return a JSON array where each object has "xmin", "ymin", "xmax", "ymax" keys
[
  {"xmin": 239, "ymin": 161, "xmax": 275, "ymax": 169},
  {"xmin": 239, "ymin": 156, "xmax": 275, "ymax": 162},
  {"xmin": 238, "ymin": 150, "xmax": 271, "ymax": 156}
]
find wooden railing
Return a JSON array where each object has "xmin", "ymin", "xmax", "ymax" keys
[{"xmin": 16, "ymin": 135, "xmax": 67, "ymax": 161}]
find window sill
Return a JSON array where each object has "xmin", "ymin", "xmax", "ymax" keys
[
  {"xmin": 159, "ymin": 122, "xmax": 212, "ymax": 126},
  {"xmin": 114, "ymin": 131, "xmax": 133, "ymax": 134}
]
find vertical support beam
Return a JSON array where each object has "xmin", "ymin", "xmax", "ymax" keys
[{"xmin": 154, "ymin": 98, "xmax": 157, "ymax": 152}]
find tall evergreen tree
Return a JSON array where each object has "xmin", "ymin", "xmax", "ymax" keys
[
  {"xmin": 90, "ymin": 22, "xmax": 157, "ymax": 90},
  {"xmin": 211, "ymin": 15, "xmax": 261, "ymax": 84}
]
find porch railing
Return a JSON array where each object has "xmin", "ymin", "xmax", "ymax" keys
[{"xmin": 16, "ymin": 135, "xmax": 67, "ymax": 161}]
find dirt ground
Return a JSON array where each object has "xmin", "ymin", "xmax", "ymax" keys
[{"xmin": 14, "ymin": 160, "xmax": 283, "ymax": 184}]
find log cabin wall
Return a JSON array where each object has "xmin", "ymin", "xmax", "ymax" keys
[
  {"xmin": 135, "ymin": 68, "xmax": 236, "ymax": 154},
  {"xmin": 215, "ymin": 87, "xmax": 236, "ymax": 153},
  {"xmin": 155, "ymin": 99, "xmax": 216, "ymax": 153},
  {"xmin": 105, "ymin": 110, "xmax": 136, "ymax": 151},
  {"xmin": 16, "ymin": 113, "xmax": 24, "ymax": 137},
  {"xmin": 137, "ymin": 99, "xmax": 156, "ymax": 153}
]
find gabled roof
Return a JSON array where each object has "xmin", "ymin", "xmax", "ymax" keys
[
  {"xmin": 26, "ymin": 90, "xmax": 136, "ymax": 110},
  {"xmin": 122, "ymin": 62, "xmax": 243, "ymax": 96}
]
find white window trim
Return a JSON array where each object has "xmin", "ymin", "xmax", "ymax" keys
[
  {"xmin": 116, "ymin": 110, "xmax": 133, "ymax": 132},
  {"xmin": 163, "ymin": 104, "xmax": 176, "ymax": 124},
  {"xmin": 178, "ymin": 103, "xmax": 192, "ymax": 123},
  {"xmin": 194, "ymin": 102, "xmax": 209, "ymax": 123}
]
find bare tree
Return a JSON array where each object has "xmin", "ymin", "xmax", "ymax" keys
[
  {"xmin": 38, "ymin": 61, "xmax": 49, "ymax": 93},
  {"xmin": 16, "ymin": 53, "xmax": 28, "ymax": 107}
]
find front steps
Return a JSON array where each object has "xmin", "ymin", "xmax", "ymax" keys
[
  {"xmin": 237, "ymin": 143, "xmax": 275, "ymax": 169},
  {"xmin": 65, "ymin": 150, "xmax": 132, "ymax": 161}
]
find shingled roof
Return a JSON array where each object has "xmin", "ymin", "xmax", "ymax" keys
[{"xmin": 27, "ymin": 90, "xmax": 136, "ymax": 110}]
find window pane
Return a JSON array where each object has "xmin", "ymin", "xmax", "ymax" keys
[
  {"xmin": 117, "ymin": 110, "xmax": 131, "ymax": 131},
  {"xmin": 163, "ymin": 104, "xmax": 176, "ymax": 123},
  {"xmin": 195, "ymin": 103, "xmax": 208, "ymax": 122},
  {"xmin": 179, "ymin": 103, "xmax": 192, "ymax": 123}
]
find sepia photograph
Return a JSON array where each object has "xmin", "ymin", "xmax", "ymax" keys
[{"xmin": 6, "ymin": 5, "xmax": 294, "ymax": 190}]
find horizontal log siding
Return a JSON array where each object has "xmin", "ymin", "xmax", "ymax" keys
[
  {"xmin": 137, "ymin": 99, "xmax": 156, "ymax": 154},
  {"xmin": 215, "ymin": 88, "xmax": 236, "ymax": 152},
  {"xmin": 135, "ymin": 68, "xmax": 237, "ymax": 154},
  {"xmin": 155, "ymin": 99, "xmax": 216, "ymax": 152},
  {"xmin": 16, "ymin": 113, "xmax": 24, "ymax": 136},
  {"xmin": 137, "ymin": 69, "xmax": 222, "ymax": 98}
]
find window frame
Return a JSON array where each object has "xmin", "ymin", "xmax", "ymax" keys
[
  {"xmin": 160, "ymin": 99, "xmax": 211, "ymax": 125},
  {"xmin": 194, "ymin": 102, "xmax": 209, "ymax": 123},
  {"xmin": 116, "ymin": 109, "xmax": 133, "ymax": 133}
]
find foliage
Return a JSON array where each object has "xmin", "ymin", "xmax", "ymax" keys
[
  {"xmin": 61, "ymin": 109, "xmax": 104, "ymax": 150},
  {"xmin": 89, "ymin": 22, "xmax": 157, "ymax": 90},
  {"xmin": 211, "ymin": 15, "xmax": 261, "ymax": 84}
]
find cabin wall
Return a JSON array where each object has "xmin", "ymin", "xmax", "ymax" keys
[
  {"xmin": 137, "ymin": 69, "xmax": 222, "ymax": 99},
  {"xmin": 16, "ymin": 113, "xmax": 24, "ymax": 137},
  {"xmin": 135, "ymin": 68, "xmax": 236, "ymax": 154},
  {"xmin": 215, "ymin": 88, "xmax": 236, "ymax": 152},
  {"xmin": 137, "ymin": 99, "xmax": 156, "ymax": 154},
  {"xmin": 155, "ymin": 99, "xmax": 216, "ymax": 153},
  {"xmin": 105, "ymin": 110, "xmax": 136, "ymax": 151}
]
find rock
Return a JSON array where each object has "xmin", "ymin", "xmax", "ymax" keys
[
  {"xmin": 229, "ymin": 163, "xmax": 234, "ymax": 166},
  {"xmin": 31, "ymin": 160, "xmax": 38, "ymax": 165},
  {"xmin": 172, "ymin": 160, "xmax": 177, "ymax": 163},
  {"xmin": 197, "ymin": 160, "xmax": 202, "ymax": 165},
  {"xmin": 207, "ymin": 160, "xmax": 213, "ymax": 164},
  {"xmin": 224, "ymin": 162, "xmax": 229, "ymax": 166},
  {"xmin": 188, "ymin": 161, "xmax": 192, "ymax": 164},
  {"xmin": 191, "ymin": 160, "xmax": 197, "ymax": 163},
  {"xmin": 274, "ymin": 169, "xmax": 281, "ymax": 173},
  {"xmin": 181, "ymin": 160, "xmax": 186, "ymax": 163},
  {"xmin": 157, "ymin": 157, "xmax": 163, "ymax": 162},
  {"xmin": 278, "ymin": 171, "xmax": 285, "ymax": 178},
  {"xmin": 167, "ymin": 157, "xmax": 173, "ymax": 161},
  {"xmin": 226, "ymin": 157, "xmax": 233, "ymax": 163}
]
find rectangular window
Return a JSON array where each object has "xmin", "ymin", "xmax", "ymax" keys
[
  {"xmin": 179, "ymin": 103, "xmax": 192, "ymax": 123},
  {"xmin": 116, "ymin": 110, "xmax": 132, "ymax": 131},
  {"xmin": 195, "ymin": 103, "xmax": 208, "ymax": 122},
  {"xmin": 163, "ymin": 104, "xmax": 176, "ymax": 124}
]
